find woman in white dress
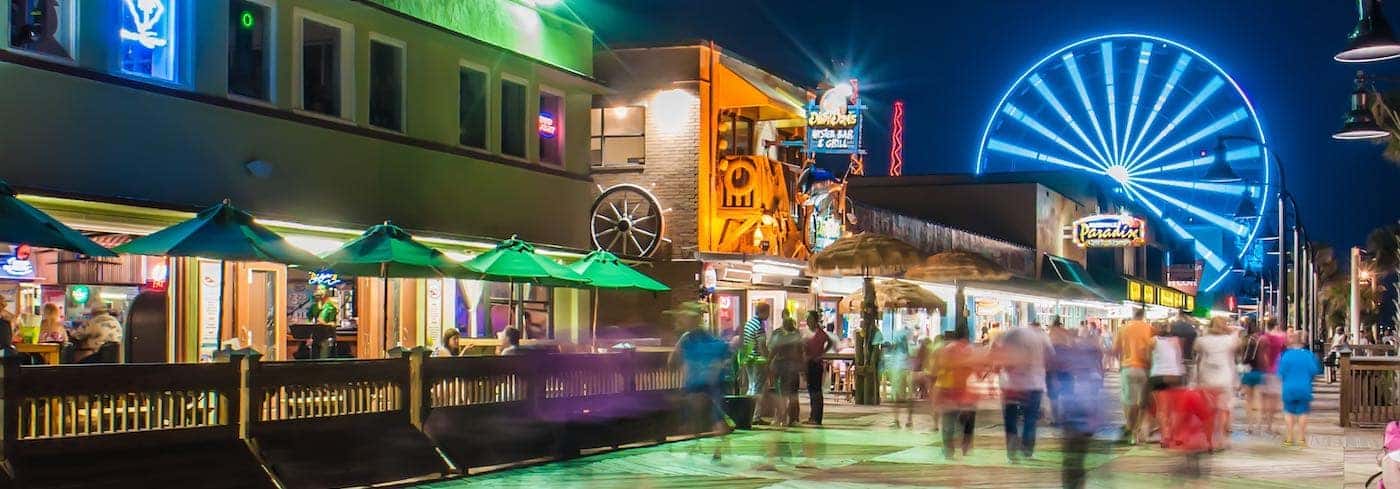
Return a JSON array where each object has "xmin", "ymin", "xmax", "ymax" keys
[{"xmin": 1194, "ymin": 317, "xmax": 1240, "ymax": 450}]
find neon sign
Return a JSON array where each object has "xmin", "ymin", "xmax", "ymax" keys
[
  {"xmin": 537, "ymin": 111, "xmax": 557, "ymax": 139},
  {"xmin": 308, "ymin": 270, "xmax": 344, "ymax": 288},
  {"xmin": 1072, "ymin": 214, "xmax": 1146, "ymax": 248},
  {"xmin": 69, "ymin": 285, "xmax": 91, "ymax": 305},
  {"xmin": 1, "ymin": 244, "xmax": 34, "ymax": 279},
  {"xmin": 805, "ymin": 80, "xmax": 864, "ymax": 154},
  {"xmin": 119, "ymin": 0, "xmax": 175, "ymax": 80}
]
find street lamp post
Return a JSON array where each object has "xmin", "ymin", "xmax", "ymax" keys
[
  {"xmin": 1351, "ymin": 246, "xmax": 1364, "ymax": 340},
  {"xmin": 1211, "ymin": 136, "xmax": 1317, "ymax": 338}
]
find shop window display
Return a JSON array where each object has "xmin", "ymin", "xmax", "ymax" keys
[
  {"xmin": 9, "ymin": 0, "xmax": 73, "ymax": 59},
  {"xmin": 119, "ymin": 0, "xmax": 177, "ymax": 81}
]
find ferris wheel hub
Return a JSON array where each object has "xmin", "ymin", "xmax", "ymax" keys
[{"xmin": 1107, "ymin": 165, "xmax": 1132, "ymax": 185}]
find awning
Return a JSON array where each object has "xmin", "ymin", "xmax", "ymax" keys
[
  {"xmin": 715, "ymin": 54, "xmax": 809, "ymax": 121},
  {"xmin": 963, "ymin": 277, "xmax": 1109, "ymax": 304}
]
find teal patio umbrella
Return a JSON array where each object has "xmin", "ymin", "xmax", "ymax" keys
[
  {"xmin": 321, "ymin": 222, "xmax": 460, "ymax": 351},
  {"xmin": 463, "ymin": 237, "xmax": 590, "ymax": 335},
  {"xmin": 567, "ymin": 250, "xmax": 670, "ymax": 349},
  {"xmin": 115, "ymin": 199, "xmax": 325, "ymax": 350},
  {"xmin": 0, "ymin": 179, "xmax": 114, "ymax": 257}
]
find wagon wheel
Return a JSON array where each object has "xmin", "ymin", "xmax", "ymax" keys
[{"xmin": 590, "ymin": 184, "xmax": 664, "ymax": 257}]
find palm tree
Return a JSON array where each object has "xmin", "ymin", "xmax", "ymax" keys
[{"xmin": 1370, "ymin": 91, "xmax": 1400, "ymax": 164}]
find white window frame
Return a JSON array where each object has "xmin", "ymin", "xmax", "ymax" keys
[
  {"xmin": 291, "ymin": 8, "xmax": 354, "ymax": 122},
  {"xmin": 366, "ymin": 32, "xmax": 406, "ymax": 133},
  {"xmin": 498, "ymin": 73, "xmax": 530, "ymax": 162},
  {"xmin": 537, "ymin": 84, "xmax": 565, "ymax": 167},
  {"xmin": 4, "ymin": 0, "xmax": 80, "ymax": 65},
  {"xmin": 226, "ymin": 0, "xmax": 277, "ymax": 106},
  {"xmin": 456, "ymin": 60, "xmax": 491, "ymax": 151}
]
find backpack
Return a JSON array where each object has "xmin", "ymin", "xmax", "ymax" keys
[{"xmin": 1242, "ymin": 335, "xmax": 1260, "ymax": 367}]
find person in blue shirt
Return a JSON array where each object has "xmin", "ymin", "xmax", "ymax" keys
[
  {"xmin": 670, "ymin": 301, "xmax": 733, "ymax": 460},
  {"xmin": 1277, "ymin": 330, "xmax": 1321, "ymax": 448}
]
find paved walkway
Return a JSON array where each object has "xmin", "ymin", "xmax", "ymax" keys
[{"xmin": 419, "ymin": 374, "xmax": 1373, "ymax": 489}]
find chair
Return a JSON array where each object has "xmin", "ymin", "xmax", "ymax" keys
[{"xmin": 78, "ymin": 341, "xmax": 120, "ymax": 364}]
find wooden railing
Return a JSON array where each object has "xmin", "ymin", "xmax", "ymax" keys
[
  {"xmin": 1340, "ymin": 352, "xmax": 1400, "ymax": 428},
  {"xmin": 0, "ymin": 349, "xmax": 684, "ymax": 488}
]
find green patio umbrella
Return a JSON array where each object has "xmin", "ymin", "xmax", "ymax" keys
[
  {"xmin": 321, "ymin": 222, "xmax": 460, "ymax": 351},
  {"xmin": 567, "ymin": 250, "xmax": 670, "ymax": 349},
  {"xmin": 0, "ymin": 179, "xmax": 115, "ymax": 257},
  {"xmin": 463, "ymin": 237, "xmax": 590, "ymax": 335},
  {"xmin": 115, "ymin": 199, "xmax": 325, "ymax": 351}
]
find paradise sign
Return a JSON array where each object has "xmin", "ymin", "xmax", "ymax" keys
[{"xmin": 1073, "ymin": 214, "xmax": 1146, "ymax": 248}]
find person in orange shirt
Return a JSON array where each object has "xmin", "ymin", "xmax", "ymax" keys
[{"xmin": 1113, "ymin": 308, "xmax": 1156, "ymax": 444}]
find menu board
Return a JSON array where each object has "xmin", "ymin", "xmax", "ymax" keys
[{"xmin": 198, "ymin": 260, "xmax": 223, "ymax": 362}]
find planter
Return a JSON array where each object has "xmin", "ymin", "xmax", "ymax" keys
[{"xmin": 723, "ymin": 395, "xmax": 755, "ymax": 430}]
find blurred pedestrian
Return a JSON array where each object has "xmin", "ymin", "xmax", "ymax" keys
[
  {"xmin": 934, "ymin": 327, "xmax": 985, "ymax": 460},
  {"xmin": 1114, "ymin": 308, "xmax": 1155, "ymax": 444},
  {"xmin": 1193, "ymin": 316, "xmax": 1239, "ymax": 449},
  {"xmin": 1171, "ymin": 311, "xmax": 1199, "ymax": 380},
  {"xmin": 885, "ymin": 324, "xmax": 913, "ymax": 428},
  {"xmin": 742, "ymin": 303, "xmax": 773, "ymax": 424},
  {"xmin": 669, "ymin": 301, "xmax": 733, "ymax": 460},
  {"xmin": 996, "ymin": 320, "xmax": 1053, "ymax": 462},
  {"xmin": 767, "ymin": 315, "xmax": 805, "ymax": 427},
  {"xmin": 803, "ymin": 310, "xmax": 834, "ymax": 426},
  {"xmin": 1149, "ymin": 320, "xmax": 1185, "ymax": 446},
  {"xmin": 1057, "ymin": 334, "xmax": 1106, "ymax": 489},
  {"xmin": 1046, "ymin": 317, "xmax": 1072, "ymax": 423},
  {"xmin": 1278, "ymin": 330, "xmax": 1320, "ymax": 448}
]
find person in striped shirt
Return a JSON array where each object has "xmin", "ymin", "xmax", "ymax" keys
[{"xmin": 740, "ymin": 303, "xmax": 772, "ymax": 399}]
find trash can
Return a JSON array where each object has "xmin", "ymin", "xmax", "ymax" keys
[{"xmin": 724, "ymin": 395, "xmax": 755, "ymax": 430}]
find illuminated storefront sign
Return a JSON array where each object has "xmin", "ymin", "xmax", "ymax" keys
[
  {"xmin": 805, "ymin": 80, "xmax": 864, "ymax": 154},
  {"xmin": 119, "ymin": 0, "xmax": 176, "ymax": 81},
  {"xmin": 1, "ymin": 244, "xmax": 35, "ymax": 279},
  {"xmin": 68, "ymin": 284, "xmax": 91, "ymax": 305},
  {"xmin": 1072, "ymin": 214, "xmax": 1146, "ymax": 248},
  {"xmin": 308, "ymin": 270, "xmax": 344, "ymax": 288},
  {"xmin": 1127, "ymin": 279, "xmax": 1194, "ymax": 311},
  {"xmin": 537, "ymin": 111, "xmax": 557, "ymax": 139}
]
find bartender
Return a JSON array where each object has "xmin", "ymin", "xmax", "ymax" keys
[{"xmin": 310, "ymin": 286, "xmax": 339, "ymax": 326}]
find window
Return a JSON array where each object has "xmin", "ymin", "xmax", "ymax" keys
[
  {"xmin": 295, "ymin": 12, "xmax": 351, "ymax": 119},
  {"xmin": 458, "ymin": 65, "xmax": 487, "ymax": 148},
  {"xmin": 590, "ymin": 106, "xmax": 645, "ymax": 166},
  {"xmin": 119, "ymin": 0, "xmax": 177, "ymax": 81},
  {"xmin": 487, "ymin": 283, "xmax": 552, "ymax": 340},
  {"xmin": 717, "ymin": 112, "xmax": 754, "ymax": 157},
  {"xmin": 228, "ymin": 0, "xmax": 270, "ymax": 100},
  {"xmin": 500, "ymin": 78, "xmax": 527, "ymax": 158},
  {"xmin": 368, "ymin": 36, "xmax": 404, "ymax": 131},
  {"xmin": 538, "ymin": 89, "xmax": 562, "ymax": 166},
  {"xmin": 9, "ymin": 0, "xmax": 74, "ymax": 59}
]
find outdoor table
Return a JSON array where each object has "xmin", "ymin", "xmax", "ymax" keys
[{"xmin": 17, "ymin": 343, "xmax": 60, "ymax": 365}]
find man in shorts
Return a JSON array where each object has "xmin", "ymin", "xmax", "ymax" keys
[
  {"xmin": 1113, "ymin": 308, "xmax": 1155, "ymax": 444},
  {"xmin": 1259, "ymin": 319, "xmax": 1289, "ymax": 434}
]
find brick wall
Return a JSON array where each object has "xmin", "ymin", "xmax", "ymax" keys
[{"xmin": 592, "ymin": 87, "xmax": 703, "ymax": 260}]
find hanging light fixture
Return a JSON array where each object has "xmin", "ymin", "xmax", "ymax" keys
[
  {"xmin": 1203, "ymin": 140, "xmax": 1242, "ymax": 183},
  {"xmin": 1335, "ymin": 72, "xmax": 1391, "ymax": 140},
  {"xmin": 1234, "ymin": 187, "xmax": 1259, "ymax": 219},
  {"xmin": 1337, "ymin": 0, "xmax": 1400, "ymax": 63}
]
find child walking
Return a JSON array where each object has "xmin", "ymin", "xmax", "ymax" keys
[{"xmin": 1277, "ymin": 330, "xmax": 1321, "ymax": 447}]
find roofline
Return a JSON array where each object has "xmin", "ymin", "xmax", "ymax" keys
[{"xmin": 599, "ymin": 40, "xmax": 817, "ymax": 93}]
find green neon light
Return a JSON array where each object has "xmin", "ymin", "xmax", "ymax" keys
[
  {"xmin": 240, "ymin": 11, "xmax": 255, "ymax": 29},
  {"xmin": 366, "ymin": 0, "xmax": 592, "ymax": 76}
]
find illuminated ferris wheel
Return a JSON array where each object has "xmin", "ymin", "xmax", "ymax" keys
[{"xmin": 976, "ymin": 34, "xmax": 1272, "ymax": 294}]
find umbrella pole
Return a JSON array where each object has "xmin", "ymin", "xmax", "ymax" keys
[
  {"xmin": 382, "ymin": 267, "xmax": 390, "ymax": 355},
  {"xmin": 590, "ymin": 287, "xmax": 599, "ymax": 352}
]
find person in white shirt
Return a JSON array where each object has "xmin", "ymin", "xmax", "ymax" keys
[
  {"xmin": 1193, "ymin": 317, "xmax": 1240, "ymax": 449},
  {"xmin": 996, "ymin": 322, "xmax": 1054, "ymax": 462},
  {"xmin": 1148, "ymin": 321, "xmax": 1184, "ymax": 444}
]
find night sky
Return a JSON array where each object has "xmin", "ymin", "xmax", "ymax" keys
[{"xmin": 569, "ymin": 0, "xmax": 1400, "ymax": 251}]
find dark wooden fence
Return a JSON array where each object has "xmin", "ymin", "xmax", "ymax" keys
[
  {"xmin": 0, "ymin": 349, "xmax": 685, "ymax": 489},
  {"xmin": 1339, "ymin": 352, "xmax": 1400, "ymax": 428}
]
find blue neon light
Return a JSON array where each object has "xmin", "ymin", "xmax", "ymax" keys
[
  {"xmin": 1127, "ymin": 76, "xmax": 1226, "ymax": 171},
  {"xmin": 975, "ymin": 34, "xmax": 1273, "ymax": 294},
  {"xmin": 1119, "ymin": 42, "xmax": 1153, "ymax": 165},
  {"xmin": 1062, "ymin": 53, "xmax": 1114, "ymax": 164},
  {"xmin": 119, "ymin": 0, "xmax": 176, "ymax": 81}
]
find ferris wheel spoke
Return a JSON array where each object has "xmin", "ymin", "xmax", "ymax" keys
[
  {"xmin": 985, "ymin": 139, "xmax": 1106, "ymax": 174},
  {"xmin": 1132, "ymin": 176, "xmax": 1251, "ymax": 196},
  {"xmin": 1126, "ymin": 180, "xmax": 1248, "ymax": 236},
  {"xmin": 1133, "ymin": 144, "xmax": 1261, "ymax": 176},
  {"xmin": 1118, "ymin": 42, "xmax": 1153, "ymax": 165},
  {"xmin": 1123, "ymin": 54, "xmax": 1192, "ymax": 165},
  {"xmin": 1101, "ymin": 42, "xmax": 1122, "ymax": 165},
  {"xmin": 1125, "ymin": 76, "xmax": 1226, "ymax": 171},
  {"xmin": 1062, "ymin": 54, "xmax": 1116, "ymax": 165},
  {"xmin": 1000, "ymin": 103, "xmax": 1109, "ymax": 170},
  {"xmin": 1129, "ymin": 107, "xmax": 1249, "ymax": 171},
  {"xmin": 1028, "ymin": 74, "xmax": 1113, "ymax": 167}
]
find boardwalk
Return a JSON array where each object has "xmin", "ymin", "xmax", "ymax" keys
[{"xmin": 420, "ymin": 374, "xmax": 1363, "ymax": 489}]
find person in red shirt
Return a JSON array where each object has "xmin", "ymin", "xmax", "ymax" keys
[
  {"xmin": 1258, "ymin": 318, "xmax": 1289, "ymax": 434},
  {"xmin": 803, "ymin": 311, "xmax": 834, "ymax": 425}
]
